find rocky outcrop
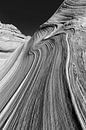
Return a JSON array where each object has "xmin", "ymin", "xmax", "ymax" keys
[{"xmin": 1, "ymin": 0, "xmax": 86, "ymax": 130}]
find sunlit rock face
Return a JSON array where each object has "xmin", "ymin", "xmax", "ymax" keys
[{"xmin": 1, "ymin": 0, "xmax": 86, "ymax": 130}]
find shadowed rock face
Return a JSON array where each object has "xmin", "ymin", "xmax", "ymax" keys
[{"xmin": 1, "ymin": 0, "xmax": 86, "ymax": 130}]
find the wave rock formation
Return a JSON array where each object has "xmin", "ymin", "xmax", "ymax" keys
[{"xmin": 0, "ymin": 0, "xmax": 86, "ymax": 130}]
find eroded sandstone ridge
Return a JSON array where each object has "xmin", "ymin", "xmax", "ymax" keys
[{"xmin": 1, "ymin": 0, "xmax": 86, "ymax": 130}]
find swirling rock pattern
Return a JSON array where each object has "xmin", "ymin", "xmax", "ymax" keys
[{"xmin": 1, "ymin": 0, "xmax": 86, "ymax": 130}]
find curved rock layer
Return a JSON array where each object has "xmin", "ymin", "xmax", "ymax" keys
[{"xmin": 0, "ymin": 0, "xmax": 86, "ymax": 130}]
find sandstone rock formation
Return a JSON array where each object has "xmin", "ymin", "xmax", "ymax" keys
[{"xmin": 1, "ymin": 0, "xmax": 86, "ymax": 130}]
